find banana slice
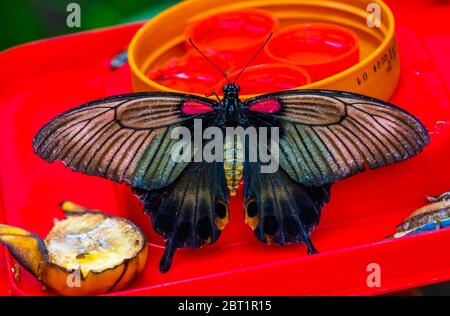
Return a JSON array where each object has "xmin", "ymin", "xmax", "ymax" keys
[{"xmin": 0, "ymin": 202, "xmax": 148, "ymax": 296}]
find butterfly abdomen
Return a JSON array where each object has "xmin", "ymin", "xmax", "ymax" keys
[{"xmin": 224, "ymin": 136, "xmax": 244, "ymax": 196}]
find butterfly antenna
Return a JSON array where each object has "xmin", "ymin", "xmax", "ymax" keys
[
  {"xmin": 189, "ymin": 38, "xmax": 231, "ymax": 84},
  {"xmin": 233, "ymin": 32, "xmax": 273, "ymax": 84}
]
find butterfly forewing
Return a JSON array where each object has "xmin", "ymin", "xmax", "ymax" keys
[
  {"xmin": 33, "ymin": 93, "xmax": 217, "ymax": 190},
  {"xmin": 243, "ymin": 89, "xmax": 430, "ymax": 187}
]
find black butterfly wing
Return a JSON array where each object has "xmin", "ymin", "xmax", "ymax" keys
[
  {"xmin": 244, "ymin": 158, "xmax": 330, "ymax": 251},
  {"xmin": 133, "ymin": 159, "xmax": 229, "ymax": 272},
  {"xmin": 33, "ymin": 93, "xmax": 230, "ymax": 272},
  {"xmin": 243, "ymin": 89, "xmax": 429, "ymax": 186},
  {"xmin": 33, "ymin": 92, "xmax": 218, "ymax": 190},
  {"xmin": 241, "ymin": 89, "xmax": 429, "ymax": 249}
]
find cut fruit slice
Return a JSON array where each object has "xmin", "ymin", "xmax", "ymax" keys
[{"xmin": 0, "ymin": 202, "xmax": 148, "ymax": 296}]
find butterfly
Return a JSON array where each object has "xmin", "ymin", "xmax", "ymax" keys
[{"xmin": 32, "ymin": 37, "xmax": 429, "ymax": 273}]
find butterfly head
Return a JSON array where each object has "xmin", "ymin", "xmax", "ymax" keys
[{"xmin": 223, "ymin": 83, "xmax": 240, "ymax": 96}]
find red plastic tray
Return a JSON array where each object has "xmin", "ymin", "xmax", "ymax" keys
[
  {"xmin": 1, "ymin": 0, "xmax": 450, "ymax": 296},
  {"xmin": 0, "ymin": 196, "xmax": 11, "ymax": 296}
]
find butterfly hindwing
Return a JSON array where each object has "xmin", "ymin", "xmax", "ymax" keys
[
  {"xmin": 133, "ymin": 160, "xmax": 229, "ymax": 272},
  {"xmin": 244, "ymin": 159, "xmax": 330, "ymax": 251},
  {"xmin": 33, "ymin": 92, "xmax": 217, "ymax": 190},
  {"xmin": 244, "ymin": 89, "xmax": 430, "ymax": 187}
]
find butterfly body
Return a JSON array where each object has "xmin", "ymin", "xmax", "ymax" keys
[
  {"xmin": 214, "ymin": 84, "xmax": 247, "ymax": 195},
  {"xmin": 223, "ymin": 133, "xmax": 244, "ymax": 196}
]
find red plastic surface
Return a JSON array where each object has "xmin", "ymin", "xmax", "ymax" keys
[
  {"xmin": 1, "ymin": 0, "xmax": 450, "ymax": 296},
  {"xmin": 0, "ymin": 200, "xmax": 11, "ymax": 296},
  {"xmin": 0, "ymin": 253, "xmax": 9, "ymax": 295}
]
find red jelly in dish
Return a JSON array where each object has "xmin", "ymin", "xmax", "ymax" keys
[
  {"xmin": 265, "ymin": 23, "xmax": 359, "ymax": 81},
  {"xmin": 215, "ymin": 63, "xmax": 311, "ymax": 95},
  {"xmin": 148, "ymin": 54, "xmax": 229, "ymax": 94},
  {"xmin": 185, "ymin": 8, "xmax": 279, "ymax": 66}
]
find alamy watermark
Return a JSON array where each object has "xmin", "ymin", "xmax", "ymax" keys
[
  {"xmin": 170, "ymin": 120, "xmax": 280, "ymax": 174},
  {"xmin": 367, "ymin": 3, "xmax": 381, "ymax": 28},
  {"xmin": 366, "ymin": 262, "xmax": 381, "ymax": 288},
  {"xmin": 66, "ymin": 3, "xmax": 81, "ymax": 28},
  {"xmin": 66, "ymin": 268, "xmax": 81, "ymax": 288}
]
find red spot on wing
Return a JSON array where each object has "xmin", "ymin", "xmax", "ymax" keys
[
  {"xmin": 249, "ymin": 99, "xmax": 281, "ymax": 113},
  {"xmin": 182, "ymin": 100, "xmax": 214, "ymax": 115}
]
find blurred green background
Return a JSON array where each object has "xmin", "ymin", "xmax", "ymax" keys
[{"xmin": 0, "ymin": 0, "xmax": 179, "ymax": 51}]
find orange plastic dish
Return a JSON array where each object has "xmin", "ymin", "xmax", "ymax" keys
[
  {"xmin": 155, "ymin": 20, "xmax": 358, "ymax": 93},
  {"xmin": 129, "ymin": 0, "xmax": 399, "ymax": 101},
  {"xmin": 265, "ymin": 23, "xmax": 359, "ymax": 82}
]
